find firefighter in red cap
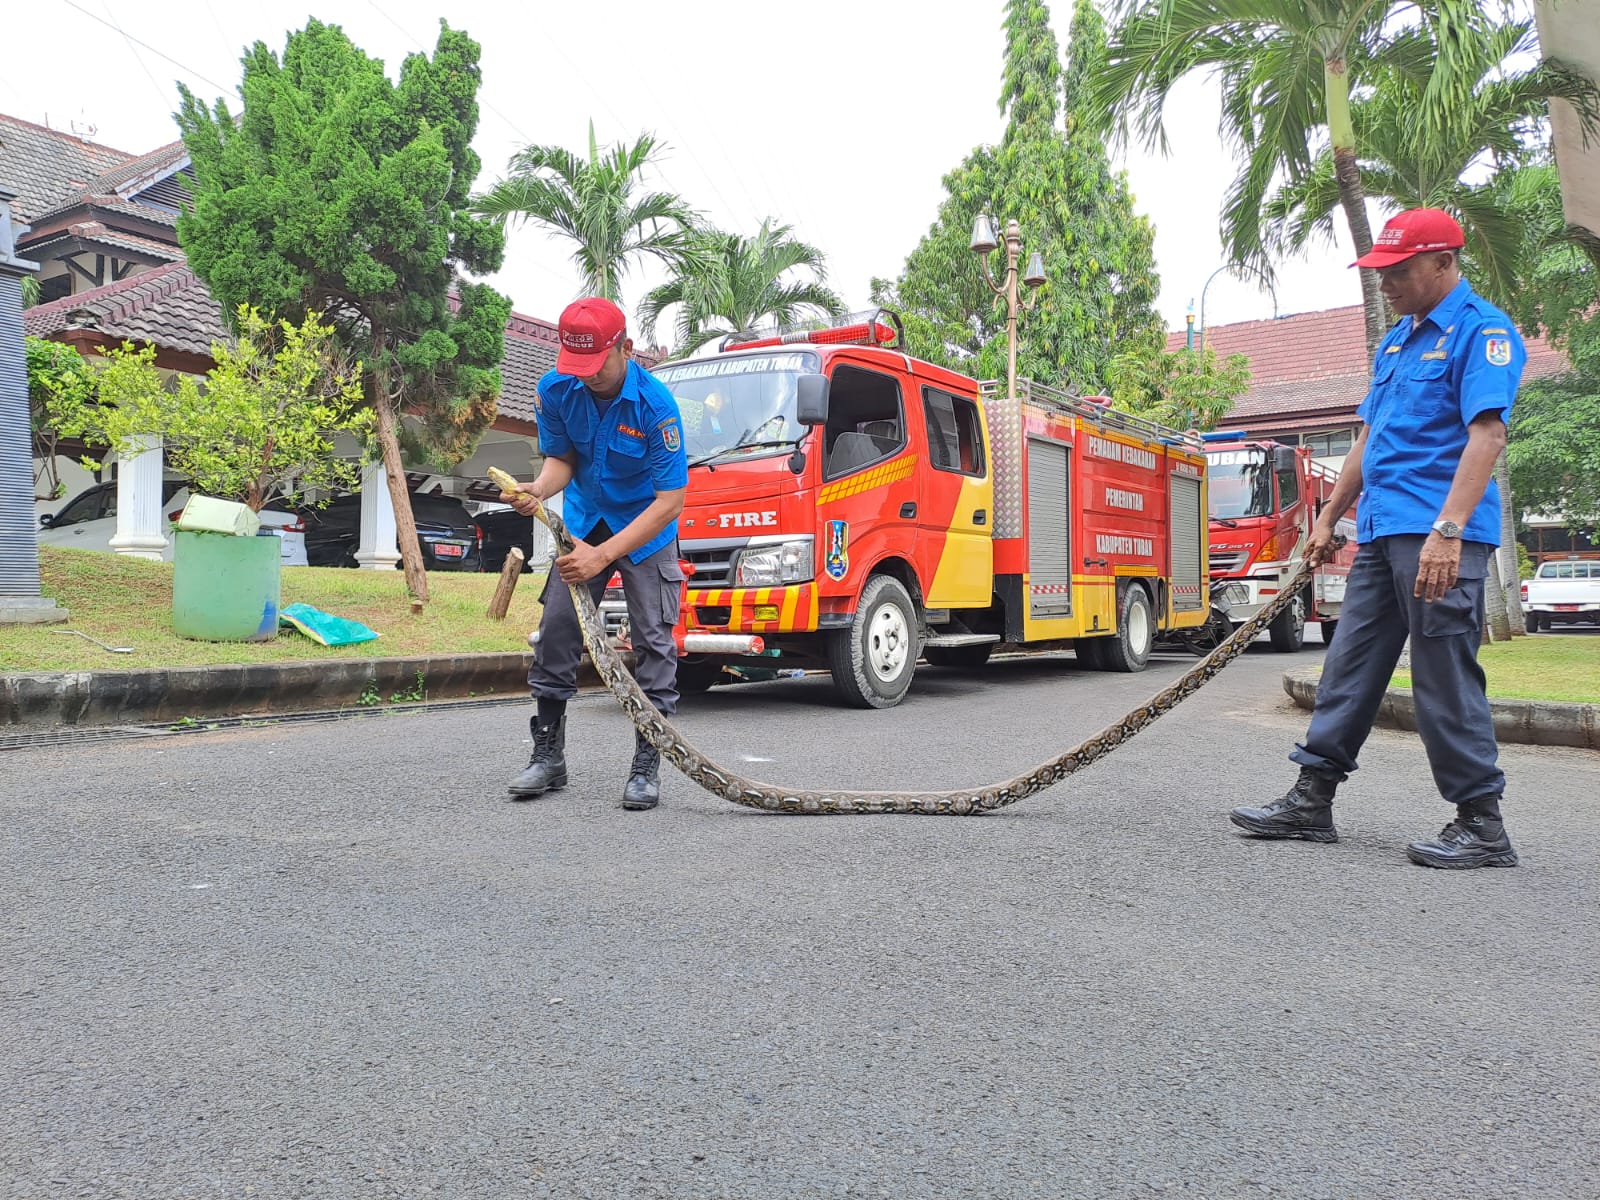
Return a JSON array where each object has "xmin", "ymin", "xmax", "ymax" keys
[
  {"xmin": 1230, "ymin": 208, "xmax": 1527, "ymax": 868},
  {"xmin": 499, "ymin": 297, "xmax": 688, "ymax": 810}
]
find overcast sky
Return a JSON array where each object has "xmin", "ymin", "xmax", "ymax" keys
[{"xmin": 8, "ymin": 0, "xmax": 1367, "ymax": 341}]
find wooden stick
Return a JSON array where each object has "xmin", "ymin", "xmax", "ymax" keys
[{"xmin": 486, "ymin": 547, "xmax": 525, "ymax": 620}]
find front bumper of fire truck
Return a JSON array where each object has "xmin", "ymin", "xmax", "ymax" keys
[
  {"xmin": 1212, "ymin": 568, "xmax": 1290, "ymax": 625},
  {"xmin": 598, "ymin": 534, "xmax": 821, "ymax": 647}
]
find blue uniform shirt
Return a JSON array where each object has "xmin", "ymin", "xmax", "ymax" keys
[
  {"xmin": 1355, "ymin": 278, "xmax": 1524, "ymax": 546},
  {"xmin": 536, "ymin": 359, "xmax": 689, "ymax": 563}
]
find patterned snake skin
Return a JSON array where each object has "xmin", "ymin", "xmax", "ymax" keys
[{"xmin": 527, "ymin": 499, "xmax": 1318, "ymax": 816}]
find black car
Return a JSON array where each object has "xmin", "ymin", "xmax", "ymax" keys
[
  {"xmin": 475, "ymin": 504, "xmax": 538, "ymax": 573},
  {"xmin": 295, "ymin": 492, "xmax": 483, "ymax": 571}
]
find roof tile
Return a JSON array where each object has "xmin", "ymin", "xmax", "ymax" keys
[{"xmin": 0, "ymin": 112, "xmax": 134, "ymax": 220}]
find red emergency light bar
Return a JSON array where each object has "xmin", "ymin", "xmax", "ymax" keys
[{"xmin": 722, "ymin": 309, "xmax": 904, "ymax": 352}]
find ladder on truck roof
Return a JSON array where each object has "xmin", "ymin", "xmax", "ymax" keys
[{"xmin": 979, "ymin": 379, "xmax": 1205, "ymax": 451}]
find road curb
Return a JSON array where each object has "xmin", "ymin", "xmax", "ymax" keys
[
  {"xmin": 1, "ymin": 652, "xmax": 627, "ymax": 729},
  {"xmin": 1282, "ymin": 666, "xmax": 1600, "ymax": 750}
]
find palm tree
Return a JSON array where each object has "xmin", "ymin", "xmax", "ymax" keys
[
  {"xmin": 1260, "ymin": 19, "xmax": 1600, "ymax": 310},
  {"xmin": 471, "ymin": 122, "xmax": 702, "ymax": 305},
  {"xmin": 636, "ymin": 220, "xmax": 848, "ymax": 354},
  {"xmin": 1088, "ymin": 0, "xmax": 1500, "ymax": 356}
]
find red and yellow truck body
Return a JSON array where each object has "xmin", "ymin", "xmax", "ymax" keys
[{"xmin": 613, "ymin": 318, "xmax": 1210, "ymax": 707}]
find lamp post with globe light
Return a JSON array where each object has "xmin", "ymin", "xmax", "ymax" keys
[{"xmin": 970, "ymin": 215, "xmax": 1046, "ymax": 399}]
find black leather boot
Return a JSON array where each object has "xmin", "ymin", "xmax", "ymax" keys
[
  {"xmin": 622, "ymin": 730, "xmax": 660, "ymax": 811},
  {"xmin": 509, "ymin": 714, "xmax": 567, "ymax": 799},
  {"xmin": 1229, "ymin": 767, "xmax": 1339, "ymax": 842},
  {"xmin": 1406, "ymin": 814, "xmax": 1519, "ymax": 869}
]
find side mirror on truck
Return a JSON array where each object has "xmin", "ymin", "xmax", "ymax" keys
[
  {"xmin": 796, "ymin": 373, "xmax": 830, "ymax": 425},
  {"xmin": 1272, "ymin": 444, "xmax": 1299, "ymax": 473}
]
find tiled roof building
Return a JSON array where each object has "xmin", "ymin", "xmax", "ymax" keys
[{"xmin": 1169, "ymin": 304, "xmax": 1569, "ymax": 445}]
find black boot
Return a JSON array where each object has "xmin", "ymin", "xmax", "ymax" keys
[
  {"xmin": 1406, "ymin": 812, "xmax": 1519, "ymax": 869},
  {"xmin": 622, "ymin": 729, "xmax": 660, "ymax": 811},
  {"xmin": 509, "ymin": 711, "xmax": 567, "ymax": 799},
  {"xmin": 1229, "ymin": 767, "xmax": 1340, "ymax": 842}
]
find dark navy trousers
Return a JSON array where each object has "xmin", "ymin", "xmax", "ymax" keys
[
  {"xmin": 1292, "ymin": 535, "xmax": 1505, "ymax": 807},
  {"xmin": 529, "ymin": 537, "xmax": 684, "ymax": 715}
]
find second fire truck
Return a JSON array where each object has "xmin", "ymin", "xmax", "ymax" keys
[
  {"xmin": 604, "ymin": 313, "xmax": 1211, "ymax": 709},
  {"xmin": 1203, "ymin": 436, "xmax": 1357, "ymax": 650}
]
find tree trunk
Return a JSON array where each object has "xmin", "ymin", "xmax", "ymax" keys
[
  {"xmin": 1484, "ymin": 551, "xmax": 1511, "ymax": 643},
  {"xmin": 366, "ymin": 337, "xmax": 429, "ymax": 602},
  {"xmin": 1324, "ymin": 56, "xmax": 1388, "ymax": 359},
  {"xmin": 1495, "ymin": 451, "xmax": 1527, "ymax": 635}
]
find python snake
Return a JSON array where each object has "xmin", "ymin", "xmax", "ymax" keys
[{"xmin": 521, "ymin": 494, "xmax": 1317, "ymax": 816}]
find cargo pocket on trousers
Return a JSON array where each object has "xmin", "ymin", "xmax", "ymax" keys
[
  {"xmin": 1422, "ymin": 576, "xmax": 1485, "ymax": 637},
  {"xmin": 660, "ymin": 558, "xmax": 686, "ymax": 625}
]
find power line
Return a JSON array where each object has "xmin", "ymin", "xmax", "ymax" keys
[
  {"xmin": 97, "ymin": 0, "xmax": 177, "ymax": 109},
  {"xmin": 61, "ymin": 0, "xmax": 241, "ymax": 100}
]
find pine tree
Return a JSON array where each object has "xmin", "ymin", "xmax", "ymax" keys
[
  {"xmin": 874, "ymin": 0, "xmax": 1161, "ymax": 394},
  {"xmin": 176, "ymin": 19, "xmax": 511, "ymax": 601}
]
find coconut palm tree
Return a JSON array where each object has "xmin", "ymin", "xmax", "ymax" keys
[
  {"xmin": 1260, "ymin": 19, "xmax": 1600, "ymax": 311},
  {"xmin": 636, "ymin": 220, "xmax": 848, "ymax": 354},
  {"xmin": 1088, "ymin": 0, "xmax": 1502, "ymax": 356},
  {"xmin": 471, "ymin": 122, "xmax": 702, "ymax": 306}
]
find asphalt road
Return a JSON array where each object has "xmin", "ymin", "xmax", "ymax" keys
[{"xmin": 4, "ymin": 635, "xmax": 1598, "ymax": 1199}]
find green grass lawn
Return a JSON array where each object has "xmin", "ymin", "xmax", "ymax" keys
[
  {"xmin": 1393, "ymin": 634, "xmax": 1600, "ymax": 704},
  {"xmin": 3, "ymin": 547, "xmax": 546, "ymax": 673}
]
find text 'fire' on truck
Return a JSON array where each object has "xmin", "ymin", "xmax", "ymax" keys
[
  {"xmin": 1202, "ymin": 436, "xmax": 1358, "ymax": 651},
  {"xmin": 601, "ymin": 312, "xmax": 1212, "ymax": 710}
]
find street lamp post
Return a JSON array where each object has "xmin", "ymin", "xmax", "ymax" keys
[
  {"xmin": 1198, "ymin": 263, "xmax": 1278, "ymax": 348},
  {"xmin": 970, "ymin": 215, "xmax": 1045, "ymax": 399}
]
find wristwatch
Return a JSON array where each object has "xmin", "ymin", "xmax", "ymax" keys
[{"xmin": 1431, "ymin": 519, "xmax": 1463, "ymax": 539}]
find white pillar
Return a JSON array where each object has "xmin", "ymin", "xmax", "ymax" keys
[
  {"xmin": 108, "ymin": 435, "xmax": 169, "ymax": 560},
  {"xmin": 354, "ymin": 462, "xmax": 400, "ymax": 570}
]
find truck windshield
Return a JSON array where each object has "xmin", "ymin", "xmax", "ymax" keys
[
  {"xmin": 654, "ymin": 351, "xmax": 818, "ymax": 465},
  {"xmin": 1207, "ymin": 450, "xmax": 1275, "ymax": 519}
]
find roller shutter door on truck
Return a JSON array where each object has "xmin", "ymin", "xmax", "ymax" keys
[
  {"xmin": 1027, "ymin": 437, "xmax": 1072, "ymax": 618},
  {"xmin": 1170, "ymin": 473, "xmax": 1203, "ymax": 611}
]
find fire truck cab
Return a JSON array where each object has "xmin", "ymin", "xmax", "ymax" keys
[
  {"xmin": 1204, "ymin": 437, "xmax": 1356, "ymax": 649},
  {"xmin": 621, "ymin": 314, "xmax": 1211, "ymax": 709}
]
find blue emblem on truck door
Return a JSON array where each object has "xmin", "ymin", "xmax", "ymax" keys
[{"xmin": 825, "ymin": 519, "xmax": 849, "ymax": 580}]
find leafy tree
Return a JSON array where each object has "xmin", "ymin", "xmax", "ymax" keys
[
  {"xmin": 176, "ymin": 18, "xmax": 511, "ymax": 601},
  {"xmin": 57, "ymin": 309, "xmax": 372, "ymax": 513},
  {"xmin": 26, "ymin": 336, "xmax": 98, "ymax": 501},
  {"xmin": 1089, "ymin": 0, "xmax": 1504, "ymax": 356},
  {"xmin": 1260, "ymin": 18, "xmax": 1600, "ymax": 312},
  {"xmin": 472, "ymin": 122, "xmax": 702, "ymax": 307},
  {"xmin": 874, "ymin": 0, "xmax": 1162, "ymax": 394},
  {"xmin": 637, "ymin": 220, "xmax": 847, "ymax": 354},
  {"xmin": 1106, "ymin": 335, "xmax": 1251, "ymax": 431}
]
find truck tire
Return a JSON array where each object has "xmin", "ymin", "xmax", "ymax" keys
[
  {"xmin": 1524, "ymin": 612, "xmax": 1539, "ymax": 635},
  {"xmin": 1268, "ymin": 588, "xmax": 1308, "ymax": 652},
  {"xmin": 1319, "ymin": 619, "xmax": 1339, "ymax": 645},
  {"xmin": 1098, "ymin": 585, "xmax": 1155, "ymax": 673},
  {"xmin": 676, "ymin": 656, "xmax": 724, "ymax": 694},
  {"xmin": 827, "ymin": 574, "xmax": 918, "ymax": 708},
  {"xmin": 924, "ymin": 643, "xmax": 994, "ymax": 668}
]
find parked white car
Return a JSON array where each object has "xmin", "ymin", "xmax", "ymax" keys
[
  {"xmin": 1520, "ymin": 556, "xmax": 1600, "ymax": 632},
  {"xmin": 37, "ymin": 481, "xmax": 309, "ymax": 566}
]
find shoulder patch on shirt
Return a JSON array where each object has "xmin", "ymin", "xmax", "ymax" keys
[
  {"xmin": 1481, "ymin": 327, "xmax": 1509, "ymax": 335},
  {"xmin": 1485, "ymin": 337, "xmax": 1513, "ymax": 366},
  {"xmin": 660, "ymin": 421, "xmax": 681, "ymax": 452}
]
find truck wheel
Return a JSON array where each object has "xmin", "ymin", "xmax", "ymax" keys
[
  {"xmin": 1268, "ymin": 589, "xmax": 1308, "ymax": 652},
  {"xmin": 676, "ymin": 656, "xmax": 724, "ymax": 694},
  {"xmin": 1319, "ymin": 619, "xmax": 1339, "ymax": 645},
  {"xmin": 924, "ymin": 643, "xmax": 994, "ymax": 668},
  {"xmin": 1098, "ymin": 585, "xmax": 1155, "ymax": 673},
  {"xmin": 1524, "ymin": 612, "xmax": 1539, "ymax": 635},
  {"xmin": 827, "ymin": 574, "xmax": 918, "ymax": 708}
]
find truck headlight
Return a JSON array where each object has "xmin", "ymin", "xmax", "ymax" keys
[{"xmin": 733, "ymin": 537, "xmax": 814, "ymax": 587}]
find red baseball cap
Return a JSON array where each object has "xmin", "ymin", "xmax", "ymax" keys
[
  {"xmin": 1352, "ymin": 208, "xmax": 1465, "ymax": 269},
  {"xmin": 556, "ymin": 297, "xmax": 627, "ymax": 376}
]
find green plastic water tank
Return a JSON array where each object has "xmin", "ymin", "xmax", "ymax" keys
[{"xmin": 172, "ymin": 530, "xmax": 283, "ymax": 641}]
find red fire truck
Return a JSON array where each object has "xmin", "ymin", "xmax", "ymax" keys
[
  {"xmin": 602, "ymin": 314, "xmax": 1212, "ymax": 708},
  {"xmin": 1203, "ymin": 436, "xmax": 1357, "ymax": 650}
]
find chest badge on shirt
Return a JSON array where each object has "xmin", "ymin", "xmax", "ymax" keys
[{"xmin": 1485, "ymin": 337, "xmax": 1512, "ymax": 366}]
